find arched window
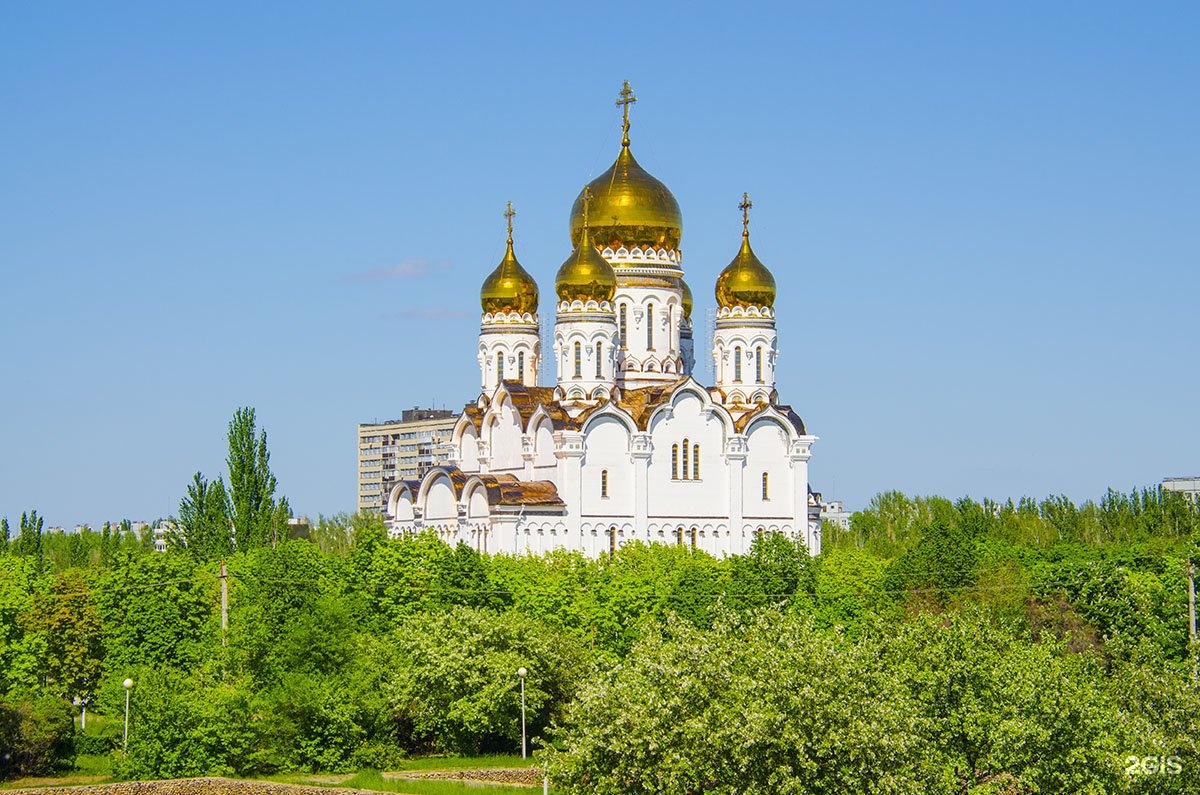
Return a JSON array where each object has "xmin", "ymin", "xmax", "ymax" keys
[
  {"xmin": 497, "ymin": 352, "xmax": 504, "ymax": 382},
  {"xmin": 647, "ymin": 303, "xmax": 655, "ymax": 349},
  {"xmin": 601, "ymin": 469, "xmax": 608, "ymax": 498},
  {"xmin": 518, "ymin": 351, "xmax": 525, "ymax": 383},
  {"xmin": 762, "ymin": 472, "xmax": 769, "ymax": 500},
  {"xmin": 609, "ymin": 526, "xmax": 617, "ymax": 554},
  {"xmin": 595, "ymin": 341, "xmax": 603, "ymax": 378},
  {"xmin": 734, "ymin": 347, "xmax": 743, "ymax": 382},
  {"xmin": 682, "ymin": 438, "xmax": 690, "ymax": 480},
  {"xmin": 755, "ymin": 346, "xmax": 763, "ymax": 383},
  {"xmin": 676, "ymin": 527, "xmax": 684, "ymax": 546},
  {"xmin": 619, "ymin": 305, "xmax": 627, "ymax": 348},
  {"xmin": 692, "ymin": 444, "xmax": 700, "ymax": 480},
  {"xmin": 671, "ymin": 444, "xmax": 679, "ymax": 480},
  {"xmin": 574, "ymin": 342, "xmax": 582, "ymax": 379},
  {"xmin": 690, "ymin": 527, "xmax": 698, "ymax": 549}
]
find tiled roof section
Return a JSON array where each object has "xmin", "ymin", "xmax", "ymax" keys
[
  {"xmin": 499, "ymin": 381, "xmax": 575, "ymax": 430},
  {"xmin": 461, "ymin": 405, "xmax": 484, "ymax": 433},
  {"xmin": 734, "ymin": 403, "xmax": 807, "ymax": 435},
  {"xmin": 439, "ymin": 467, "xmax": 471, "ymax": 497},
  {"xmin": 613, "ymin": 377, "xmax": 691, "ymax": 430},
  {"xmin": 479, "ymin": 473, "xmax": 566, "ymax": 507}
]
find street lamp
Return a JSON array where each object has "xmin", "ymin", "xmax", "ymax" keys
[
  {"xmin": 122, "ymin": 678, "xmax": 134, "ymax": 752},
  {"xmin": 517, "ymin": 666, "xmax": 527, "ymax": 759},
  {"xmin": 72, "ymin": 696, "xmax": 87, "ymax": 730}
]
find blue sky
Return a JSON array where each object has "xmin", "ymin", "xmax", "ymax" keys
[{"xmin": 2, "ymin": 2, "xmax": 1197, "ymax": 528}]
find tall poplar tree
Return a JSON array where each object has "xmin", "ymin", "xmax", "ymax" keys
[{"xmin": 226, "ymin": 407, "xmax": 289, "ymax": 549}]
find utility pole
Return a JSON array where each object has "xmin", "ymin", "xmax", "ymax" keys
[
  {"xmin": 1189, "ymin": 560, "xmax": 1197, "ymax": 682},
  {"xmin": 220, "ymin": 560, "xmax": 229, "ymax": 646}
]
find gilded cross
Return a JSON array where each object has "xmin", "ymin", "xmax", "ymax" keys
[
  {"xmin": 739, "ymin": 192, "xmax": 753, "ymax": 235},
  {"xmin": 615, "ymin": 80, "xmax": 637, "ymax": 146},
  {"xmin": 504, "ymin": 201, "xmax": 516, "ymax": 243}
]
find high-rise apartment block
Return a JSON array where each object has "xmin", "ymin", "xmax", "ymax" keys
[{"xmin": 357, "ymin": 409, "xmax": 456, "ymax": 513}]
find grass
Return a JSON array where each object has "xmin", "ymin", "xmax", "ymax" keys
[{"xmin": 4, "ymin": 749, "xmax": 536, "ymax": 794}]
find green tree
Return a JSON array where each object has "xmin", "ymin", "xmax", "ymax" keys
[
  {"xmin": 13, "ymin": 511, "xmax": 44, "ymax": 561},
  {"xmin": 226, "ymin": 407, "xmax": 289, "ymax": 549},
  {"xmin": 0, "ymin": 518, "xmax": 9, "ymax": 555},
  {"xmin": 545, "ymin": 610, "xmax": 927, "ymax": 795},
  {"xmin": 177, "ymin": 472, "xmax": 233, "ymax": 560},
  {"xmin": 391, "ymin": 606, "xmax": 590, "ymax": 755},
  {"xmin": 0, "ymin": 695, "xmax": 74, "ymax": 779},
  {"xmin": 25, "ymin": 569, "xmax": 105, "ymax": 702}
]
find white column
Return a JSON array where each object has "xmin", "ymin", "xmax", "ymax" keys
[
  {"xmin": 790, "ymin": 436, "xmax": 816, "ymax": 554},
  {"xmin": 726, "ymin": 436, "xmax": 747, "ymax": 554},
  {"xmin": 631, "ymin": 433, "xmax": 652, "ymax": 533}
]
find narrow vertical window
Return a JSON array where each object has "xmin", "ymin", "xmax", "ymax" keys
[
  {"xmin": 609, "ymin": 526, "xmax": 617, "ymax": 554},
  {"xmin": 595, "ymin": 341, "xmax": 603, "ymax": 378},
  {"xmin": 690, "ymin": 528, "xmax": 698, "ymax": 549},
  {"xmin": 647, "ymin": 303, "xmax": 655, "ymax": 349},
  {"xmin": 518, "ymin": 351, "xmax": 525, "ymax": 384},
  {"xmin": 574, "ymin": 342, "xmax": 582, "ymax": 379},
  {"xmin": 676, "ymin": 527, "xmax": 684, "ymax": 546},
  {"xmin": 619, "ymin": 305, "xmax": 627, "ymax": 348},
  {"xmin": 601, "ymin": 469, "xmax": 608, "ymax": 498},
  {"xmin": 756, "ymin": 346, "xmax": 763, "ymax": 383},
  {"xmin": 671, "ymin": 444, "xmax": 679, "ymax": 479},
  {"xmin": 734, "ymin": 347, "xmax": 743, "ymax": 382},
  {"xmin": 692, "ymin": 444, "xmax": 700, "ymax": 480},
  {"xmin": 762, "ymin": 472, "xmax": 769, "ymax": 500},
  {"xmin": 682, "ymin": 439, "xmax": 690, "ymax": 480},
  {"xmin": 497, "ymin": 352, "xmax": 505, "ymax": 382}
]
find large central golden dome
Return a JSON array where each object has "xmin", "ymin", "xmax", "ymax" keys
[{"xmin": 568, "ymin": 82, "xmax": 682, "ymax": 252}]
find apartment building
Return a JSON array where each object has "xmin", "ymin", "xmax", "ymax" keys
[{"xmin": 357, "ymin": 408, "xmax": 457, "ymax": 514}]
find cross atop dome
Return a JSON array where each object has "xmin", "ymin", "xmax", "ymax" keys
[
  {"xmin": 616, "ymin": 80, "xmax": 637, "ymax": 147},
  {"xmin": 504, "ymin": 201, "xmax": 516, "ymax": 244},
  {"xmin": 740, "ymin": 192, "xmax": 753, "ymax": 236}
]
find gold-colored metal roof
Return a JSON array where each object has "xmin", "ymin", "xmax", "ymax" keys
[
  {"xmin": 556, "ymin": 189, "xmax": 617, "ymax": 303},
  {"xmin": 715, "ymin": 193, "xmax": 776, "ymax": 309},
  {"xmin": 568, "ymin": 82, "xmax": 682, "ymax": 252},
  {"xmin": 680, "ymin": 278, "xmax": 693, "ymax": 320},
  {"xmin": 480, "ymin": 203, "xmax": 539, "ymax": 315}
]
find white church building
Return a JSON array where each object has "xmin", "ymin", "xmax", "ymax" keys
[{"xmin": 386, "ymin": 83, "xmax": 821, "ymax": 557}]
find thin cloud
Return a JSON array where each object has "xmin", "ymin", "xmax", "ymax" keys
[{"xmin": 347, "ymin": 258, "xmax": 449, "ymax": 283}]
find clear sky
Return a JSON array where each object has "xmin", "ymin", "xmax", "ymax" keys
[{"xmin": 2, "ymin": 1, "xmax": 1197, "ymax": 529}]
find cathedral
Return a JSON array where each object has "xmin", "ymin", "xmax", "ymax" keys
[{"xmin": 385, "ymin": 83, "xmax": 820, "ymax": 557}]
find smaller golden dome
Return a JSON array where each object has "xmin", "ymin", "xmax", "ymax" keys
[
  {"xmin": 680, "ymin": 278, "xmax": 693, "ymax": 320},
  {"xmin": 556, "ymin": 190, "xmax": 617, "ymax": 303},
  {"xmin": 715, "ymin": 193, "xmax": 776, "ymax": 309},
  {"xmin": 480, "ymin": 203, "xmax": 539, "ymax": 315}
]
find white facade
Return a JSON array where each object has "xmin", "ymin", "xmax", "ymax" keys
[{"xmin": 385, "ymin": 88, "xmax": 818, "ymax": 557}]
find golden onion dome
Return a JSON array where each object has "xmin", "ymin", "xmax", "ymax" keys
[
  {"xmin": 680, "ymin": 278, "xmax": 693, "ymax": 320},
  {"xmin": 568, "ymin": 82, "xmax": 682, "ymax": 252},
  {"xmin": 715, "ymin": 193, "xmax": 776, "ymax": 309},
  {"xmin": 480, "ymin": 203, "xmax": 539, "ymax": 315},
  {"xmin": 556, "ymin": 190, "xmax": 617, "ymax": 303}
]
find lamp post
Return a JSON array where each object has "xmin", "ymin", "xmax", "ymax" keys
[
  {"xmin": 122, "ymin": 678, "xmax": 134, "ymax": 752},
  {"xmin": 517, "ymin": 666, "xmax": 527, "ymax": 759}
]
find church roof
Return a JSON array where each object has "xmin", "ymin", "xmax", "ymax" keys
[
  {"xmin": 477, "ymin": 473, "xmax": 565, "ymax": 507},
  {"xmin": 734, "ymin": 402, "xmax": 807, "ymax": 435}
]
